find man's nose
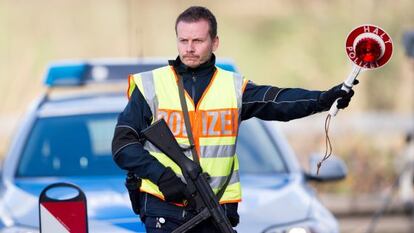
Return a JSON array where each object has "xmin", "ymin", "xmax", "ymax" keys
[{"xmin": 186, "ymin": 41, "xmax": 195, "ymax": 53}]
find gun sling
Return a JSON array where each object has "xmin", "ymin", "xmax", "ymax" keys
[{"xmin": 177, "ymin": 74, "xmax": 235, "ymax": 201}]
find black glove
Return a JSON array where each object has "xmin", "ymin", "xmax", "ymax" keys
[
  {"xmin": 157, "ymin": 167, "xmax": 189, "ymax": 202},
  {"xmin": 319, "ymin": 80, "xmax": 359, "ymax": 110}
]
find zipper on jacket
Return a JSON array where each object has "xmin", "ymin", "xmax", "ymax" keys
[
  {"xmin": 182, "ymin": 209, "xmax": 187, "ymax": 219},
  {"xmin": 191, "ymin": 74, "xmax": 196, "ymax": 102}
]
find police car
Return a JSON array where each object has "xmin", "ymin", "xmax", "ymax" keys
[{"xmin": 0, "ymin": 58, "xmax": 347, "ymax": 233}]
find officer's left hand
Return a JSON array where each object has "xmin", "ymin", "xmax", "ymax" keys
[
  {"xmin": 157, "ymin": 167, "xmax": 190, "ymax": 203},
  {"xmin": 319, "ymin": 80, "xmax": 359, "ymax": 110}
]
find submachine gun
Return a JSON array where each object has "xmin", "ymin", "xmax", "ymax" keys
[{"xmin": 141, "ymin": 119, "xmax": 235, "ymax": 233}]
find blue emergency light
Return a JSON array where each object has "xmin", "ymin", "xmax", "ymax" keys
[
  {"xmin": 216, "ymin": 63, "xmax": 237, "ymax": 72},
  {"xmin": 44, "ymin": 62, "xmax": 89, "ymax": 87}
]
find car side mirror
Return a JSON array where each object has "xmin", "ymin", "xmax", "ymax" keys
[{"xmin": 305, "ymin": 154, "xmax": 348, "ymax": 182}]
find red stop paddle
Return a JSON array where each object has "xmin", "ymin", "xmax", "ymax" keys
[
  {"xmin": 317, "ymin": 25, "xmax": 393, "ymax": 175},
  {"xmin": 329, "ymin": 24, "xmax": 393, "ymax": 116}
]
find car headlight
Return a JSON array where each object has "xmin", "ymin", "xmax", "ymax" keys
[
  {"xmin": 0, "ymin": 206, "xmax": 14, "ymax": 228},
  {"xmin": 0, "ymin": 210, "xmax": 36, "ymax": 233},
  {"xmin": 0, "ymin": 226, "xmax": 38, "ymax": 233},
  {"xmin": 264, "ymin": 226, "xmax": 313, "ymax": 233},
  {"xmin": 263, "ymin": 219, "xmax": 336, "ymax": 233},
  {"xmin": 287, "ymin": 227, "xmax": 312, "ymax": 233}
]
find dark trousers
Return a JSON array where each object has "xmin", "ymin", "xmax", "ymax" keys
[
  {"xmin": 140, "ymin": 193, "xmax": 238, "ymax": 233},
  {"xmin": 144, "ymin": 216, "xmax": 227, "ymax": 233}
]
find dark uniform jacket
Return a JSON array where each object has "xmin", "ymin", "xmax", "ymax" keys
[{"xmin": 112, "ymin": 54, "xmax": 329, "ymax": 223}]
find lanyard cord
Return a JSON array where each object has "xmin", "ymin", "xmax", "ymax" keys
[{"xmin": 317, "ymin": 114, "xmax": 333, "ymax": 175}]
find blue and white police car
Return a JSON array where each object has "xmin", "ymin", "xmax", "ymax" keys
[{"xmin": 0, "ymin": 58, "xmax": 347, "ymax": 233}]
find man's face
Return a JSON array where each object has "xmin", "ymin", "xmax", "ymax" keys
[{"xmin": 176, "ymin": 20, "xmax": 219, "ymax": 68}]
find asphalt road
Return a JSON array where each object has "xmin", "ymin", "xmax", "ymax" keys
[
  {"xmin": 320, "ymin": 193, "xmax": 414, "ymax": 233},
  {"xmin": 339, "ymin": 215, "xmax": 414, "ymax": 233}
]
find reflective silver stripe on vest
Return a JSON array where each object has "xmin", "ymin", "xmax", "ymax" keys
[
  {"xmin": 233, "ymin": 72, "xmax": 244, "ymax": 124},
  {"xmin": 144, "ymin": 141, "xmax": 193, "ymax": 159},
  {"xmin": 233, "ymin": 73, "xmax": 244, "ymax": 109},
  {"xmin": 199, "ymin": 145, "xmax": 236, "ymax": 158},
  {"xmin": 176, "ymin": 172, "xmax": 239, "ymax": 190},
  {"xmin": 144, "ymin": 142, "xmax": 161, "ymax": 154},
  {"xmin": 176, "ymin": 174, "xmax": 186, "ymax": 184},
  {"xmin": 141, "ymin": 71, "xmax": 158, "ymax": 117},
  {"xmin": 209, "ymin": 170, "xmax": 240, "ymax": 190}
]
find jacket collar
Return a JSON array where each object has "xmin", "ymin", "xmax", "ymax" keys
[{"xmin": 168, "ymin": 54, "xmax": 216, "ymax": 76}]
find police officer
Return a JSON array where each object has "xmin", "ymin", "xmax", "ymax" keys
[{"xmin": 112, "ymin": 6, "xmax": 356, "ymax": 233}]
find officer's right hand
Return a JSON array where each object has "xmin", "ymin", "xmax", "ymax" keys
[
  {"xmin": 157, "ymin": 167, "xmax": 189, "ymax": 203},
  {"xmin": 319, "ymin": 80, "xmax": 359, "ymax": 110}
]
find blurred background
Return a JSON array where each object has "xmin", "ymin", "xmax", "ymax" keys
[{"xmin": 1, "ymin": 0, "xmax": 413, "ymax": 232}]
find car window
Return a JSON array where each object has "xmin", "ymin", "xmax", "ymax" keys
[
  {"xmin": 17, "ymin": 113, "xmax": 122, "ymax": 177},
  {"xmin": 237, "ymin": 119, "xmax": 287, "ymax": 174}
]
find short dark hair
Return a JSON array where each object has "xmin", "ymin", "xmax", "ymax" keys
[{"xmin": 175, "ymin": 6, "xmax": 217, "ymax": 39}]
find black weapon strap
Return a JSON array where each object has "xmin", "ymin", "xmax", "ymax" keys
[
  {"xmin": 176, "ymin": 71, "xmax": 235, "ymax": 201},
  {"xmin": 216, "ymin": 160, "xmax": 235, "ymax": 201},
  {"xmin": 177, "ymin": 74, "xmax": 200, "ymax": 165}
]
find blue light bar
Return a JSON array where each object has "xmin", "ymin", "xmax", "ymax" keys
[
  {"xmin": 216, "ymin": 62, "xmax": 237, "ymax": 72},
  {"xmin": 44, "ymin": 63, "xmax": 88, "ymax": 87}
]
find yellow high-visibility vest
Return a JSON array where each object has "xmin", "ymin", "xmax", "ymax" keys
[{"xmin": 128, "ymin": 65, "xmax": 248, "ymax": 204}]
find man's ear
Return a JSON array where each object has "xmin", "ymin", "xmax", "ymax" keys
[{"xmin": 212, "ymin": 36, "xmax": 219, "ymax": 52}]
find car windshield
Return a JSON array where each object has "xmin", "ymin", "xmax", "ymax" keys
[
  {"xmin": 16, "ymin": 114, "xmax": 286, "ymax": 177},
  {"xmin": 237, "ymin": 119, "xmax": 287, "ymax": 174},
  {"xmin": 17, "ymin": 113, "xmax": 121, "ymax": 177}
]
